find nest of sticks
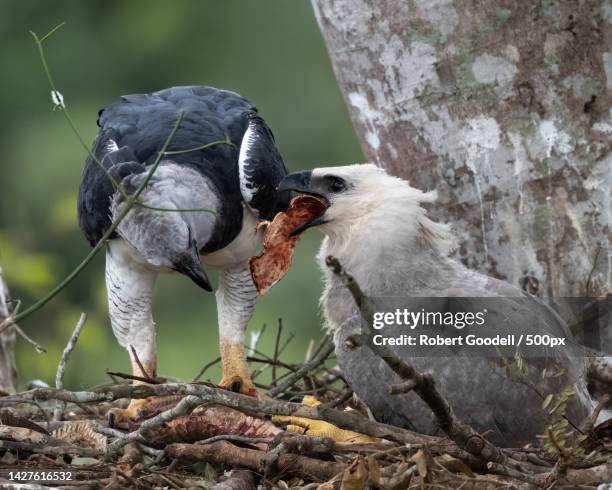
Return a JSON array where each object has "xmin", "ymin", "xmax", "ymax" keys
[{"xmin": 0, "ymin": 319, "xmax": 609, "ymax": 490}]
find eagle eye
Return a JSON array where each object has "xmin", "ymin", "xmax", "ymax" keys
[{"xmin": 327, "ymin": 176, "xmax": 347, "ymax": 193}]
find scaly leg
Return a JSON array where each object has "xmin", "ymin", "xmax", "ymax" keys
[
  {"xmin": 216, "ymin": 264, "xmax": 258, "ymax": 396},
  {"xmin": 105, "ymin": 240, "xmax": 158, "ymax": 425}
]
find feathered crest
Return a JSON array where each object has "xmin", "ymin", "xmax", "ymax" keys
[{"xmin": 313, "ymin": 163, "xmax": 455, "ymax": 256}]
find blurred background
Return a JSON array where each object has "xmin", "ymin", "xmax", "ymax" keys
[{"xmin": 0, "ymin": 1, "xmax": 363, "ymax": 389}]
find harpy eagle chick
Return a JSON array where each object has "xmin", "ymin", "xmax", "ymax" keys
[
  {"xmin": 278, "ymin": 164, "xmax": 600, "ymax": 446},
  {"xmin": 78, "ymin": 86, "xmax": 289, "ymax": 422}
]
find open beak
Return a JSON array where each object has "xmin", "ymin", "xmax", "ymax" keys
[
  {"xmin": 288, "ymin": 215, "xmax": 327, "ymax": 237},
  {"xmin": 174, "ymin": 240, "xmax": 212, "ymax": 291},
  {"xmin": 278, "ymin": 171, "xmax": 329, "ymax": 236}
]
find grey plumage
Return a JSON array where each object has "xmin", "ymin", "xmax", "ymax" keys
[
  {"xmin": 109, "ymin": 162, "xmax": 218, "ymax": 289},
  {"xmin": 279, "ymin": 164, "xmax": 601, "ymax": 446}
]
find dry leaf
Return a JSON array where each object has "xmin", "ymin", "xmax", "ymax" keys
[
  {"xmin": 366, "ymin": 455, "xmax": 383, "ymax": 487},
  {"xmin": 437, "ymin": 454, "xmax": 475, "ymax": 477},
  {"xmin": 411, "ymin": 449, "xmax": 429, "ymax": 481},
  {"xmin": 340, "ymin": 456, "xmax": 368, "ymax": 490}
]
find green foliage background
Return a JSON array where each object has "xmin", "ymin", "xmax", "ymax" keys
[{"xmin": 0, "ymin": 1, "xmax": 363, "ymax": 390}]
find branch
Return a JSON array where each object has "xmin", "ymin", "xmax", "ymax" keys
[
  {"xmin": 53, "ymin": 312, "xmax": 87, "ymax": 420},
  {"xmin": 129, "ymin": 345, "xmax": 156, "ymax": 382},
  {"xmin": 11, "ymin": 320, "xmax": 46, "ymax": 354},
  {"xmin": 166, "ymin": 440, "xmax": 345, "ymax": 481},
  {"xmin": 163, "ymin": 135, "xmax": 235, "ymax": 155},
  {"xmin": 107, "ymin": 395, "xmax": 203, "ymax": 455},
  {"xmin": 55, "ymin": 313, "xmax": 87, "ymax": 388},
  {"xmin": 0, "ymin": 439, "xmax": 103, "ymax": 458}
]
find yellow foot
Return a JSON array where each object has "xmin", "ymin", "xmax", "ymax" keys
[
  {"xmin": 273, "ymin": 395, "xmax": 380, "ymax": 444},
  {"xmin": 108, "ymin": 395, "xmax": 184, "ymax": 428},
  {"xmin": 219, "ymin": 340, "xmax": 260, "ymax": 397}
]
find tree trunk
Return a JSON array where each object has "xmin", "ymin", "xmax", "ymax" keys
[
  {"xmin": 0, "ymin": 265, "xmax": 18, "ymax": 394},
  {"xmin": 311, "ymin": 0, "xmax": 611, "ymax": 349}
]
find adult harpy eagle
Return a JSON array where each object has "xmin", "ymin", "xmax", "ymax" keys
[
  {"xmin": 78, "ymin": 86, "xmax": 289, "ymax": 421},
  {"xmin": 278, "ymin": 164, "xmax": 603, "ymax": 446}
]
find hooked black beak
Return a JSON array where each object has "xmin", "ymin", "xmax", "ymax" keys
[
  {"xmin": 174, "ymin": 240, "xmax": 212, "ymax": 292},
  {"xmin": 277, "ymin": 171, "xmax": 315, "ymax": 195},
  {"xmin": 278, "ymin": 171, "xmax": 329, "ymax": 236}
]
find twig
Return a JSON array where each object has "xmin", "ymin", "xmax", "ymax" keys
[
  {"xmin": 278, "ymin": 331, "xmax": 295, "ymax": 357},
  {"xmin": 107, "ymin": 395, "xmax": 203, "ymax": 455},
  {"xmin": 263, "ymin": 433, "xmax": 337, "ymax": 479},
  {"xmin": 323, "ymin": 389, "xmax": 354, "ymax": 409},
  {"xmin": 547, "ymin": 428, "xmax": 572, "ymax": 468},
  {"xmin": 272, "ymin": 319, "xmax": 283, "ymax": 386},
  {"xmin": 0, "ymin": 298, "xmax": 45, "ymax": 354},
  {"xmin": 129, "ymin": 345, "xmax": 155, "ymax": 382},
  {"xmin": 192, "ymin": 356, "xmax": 221, "ymax": 382},
  {"xmin": 557, "ymin": 463, "xmax": 612, "ymax": 486},
  {"xmin": 55, "ymin": 313, "xmax": 87, "ymax": 389},
  {"xmin": 196, "ymin": 435, "xmax": 273, "ymax": 446},
  {"xmin": 267, "ymin": 334, "xmax": 335, "ymax": 398},
  {"xmin": 247, "ymin": 356, "xmax": 297, "ymax": 372},
  {"xmin": 166, "ymin": 440, "xmax": 345, "ymax": 481},
  {"xmin": 163, "ymin": 135, "xmax": 235, "ymax": 155},
  {"xmin": 53, "ymin": 313, "xmax": 87, "ymax": 420},
  {"xmin": 486, "ymin": 461, "xmax": 540, "ymax": 485},
  {"xmin": 12, "ymin": 322, "xmax": 46, "ymax": 353},
  {"xmin": 105, "ymin": 370, "xmax": 162, "ymax": 384},
  {"xmin": 30, "ymin": 23, "xmax": 127, "ymax": 199},
  {"xmin": 0, "ymin": 439, "xmax": 103, "ymax": 458}
]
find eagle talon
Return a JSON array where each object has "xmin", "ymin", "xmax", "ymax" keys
[
  {"xmin": 219, "ymin": 375, "xmax": 259, "ymax": 398},
  {"xmin": 229, "ymin": 380, "xmax": 242, "ymax": 393},
  {"xmin": 272, "ymin": 396, "xmax": 380, "ymax": 444}
]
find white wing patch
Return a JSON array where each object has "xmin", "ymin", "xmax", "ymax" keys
[
  {"xmin": 238, "ymin": 122, "xmax": 260, "ymax": 207},
  {"xmin": 105, "ymin": 139, "xmax": 119, "ymax": 153}
]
